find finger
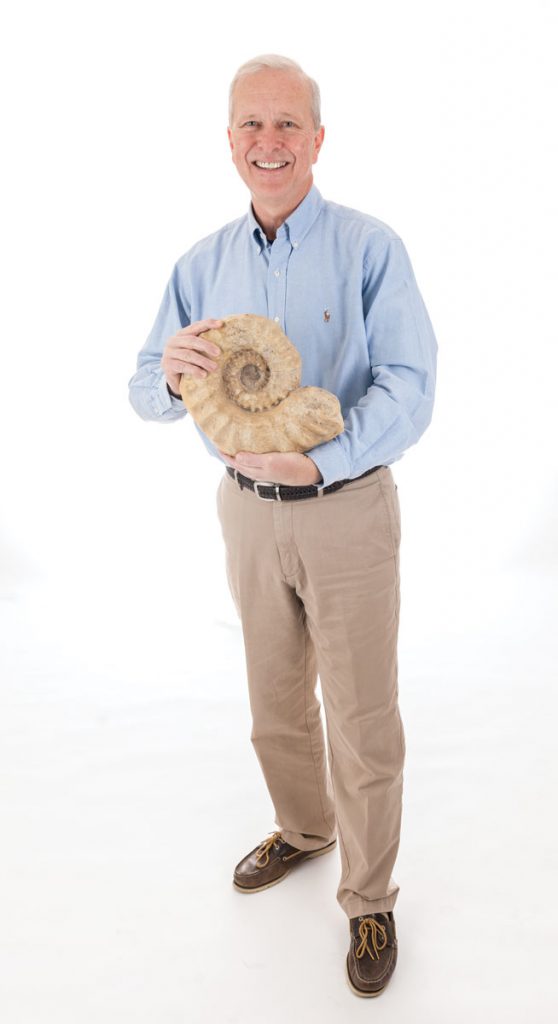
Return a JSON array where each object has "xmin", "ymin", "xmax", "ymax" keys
[
  {"xmin": 218, "ymin": 451, "xmax": 236, "ymax": 466},
  {"xmin": 187, "ymin": 352, "xmax": 219, "ymax": 371},
  {"xmin": 170, "ymin": 335, "xmax": 221, "ymax": 357},
  {"xmin": 177, "ymin": 318, "xmax": 223, "ymax": 333},
  {"xmin": 235, "ymin": 451, "xmax": 274, "ymax": 471},
  {"xmin": 177, "ymin": 319, "xmax": 223, "ymax": 341},
  {"xmin": 166, "ymin": 359, "xmax": 208, "ymax": 380},
  {"xmin": 235, "ymin": 451, "xmax": 265, "ymax": 463},
  {"xmin": 181, "ymin": 366, "xmax": 208, "ymax": 379},
  {"xmin": 168, "ymin": 352, "xmax": 218, "ymax": 373}
]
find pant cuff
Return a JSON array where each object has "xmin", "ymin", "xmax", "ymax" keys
[
  {"xmin": 341, "ymin": 890, "xmax": 399, "ymax": 920},
  {"xmin": 279, "ymin": 828, "xmax": 337, "ymax": 852}
]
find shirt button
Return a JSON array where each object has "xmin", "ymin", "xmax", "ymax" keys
[
  {"xmin": 292, "ymin": 241, "xmax": 299, "ymax": 249},
  {"xmin": 274, "ymin": 316, "xmax": 280, "ymax": 323},
  {"xmin": 274, "ymin": 269, "xmax": 280, "ymax": 277}
]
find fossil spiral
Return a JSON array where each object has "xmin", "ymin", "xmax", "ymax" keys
[{"xmin": 179, "ymin": 314, "xmax": 344, "ymax": 454}]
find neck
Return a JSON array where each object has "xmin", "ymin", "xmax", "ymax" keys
[{"xmin": 251, "ymin": 182, "xmax": 313, "ymax": 242}]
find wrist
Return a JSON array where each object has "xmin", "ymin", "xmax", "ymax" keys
[
  {"xmin": 305, "ymin": 455, "xmax": 323, "ymax": 485},
  {"xmin": 166, "ymin": 381, "xmax": 182, "ymax": 400}
]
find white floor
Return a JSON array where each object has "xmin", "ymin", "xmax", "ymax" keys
[{"xmin": 1, "ymin": 564, "xmax": 557, "ymax": 1023}]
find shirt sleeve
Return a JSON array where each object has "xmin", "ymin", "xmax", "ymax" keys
[
  {"xmin": 128, "ymin": 262, "xmax": 190, "ymax": 422},
  {"xmin": 307, "ymin": 236, "xmax": 438, "ymax": 488}
]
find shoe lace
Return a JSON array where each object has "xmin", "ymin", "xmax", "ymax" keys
[
  {"xmin": 355, "ymin": 916, "xmax": 388, "ymax": 961},
  {"xmin": 255, "ymin": 830, "xmax": 284, "ymax": 867}
]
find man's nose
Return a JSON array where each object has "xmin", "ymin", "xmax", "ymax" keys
[{"xmin": 257, "ymin": 124, "xmax": 285, "ymax": 150}]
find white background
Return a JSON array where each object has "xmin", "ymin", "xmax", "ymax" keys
[{"xmin": 1, "ymin": 1, "xmax": 557, "ymax": 1020}]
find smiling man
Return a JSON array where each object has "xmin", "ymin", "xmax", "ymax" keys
[
  {"xmin": 128, "ymin": 54, "xmax": 438, "ymax": 998},
  {"xmin": 227, "ymin": 68, "xmax": 325, "ymax": 249}
]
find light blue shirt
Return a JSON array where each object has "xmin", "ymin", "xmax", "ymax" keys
[{"xmin": 128, "ymin": 184, "xmax": 437, "ymax": 488}]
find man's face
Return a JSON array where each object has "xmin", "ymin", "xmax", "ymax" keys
[{"xmin": 227, "ymin": 69, "xmax": 325, "ymax": 213}]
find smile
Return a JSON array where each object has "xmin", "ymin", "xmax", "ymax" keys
[{"xmin": 253, "ymin": 161, "xmax": 289, "ymax": 170}]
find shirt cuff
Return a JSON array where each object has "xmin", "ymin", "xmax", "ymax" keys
[
  {"xmin": 306, "ymin": 436, "xmax": 351, "ymax": 489},
  {"xmin": 166, "ymin": 382, "xmax": 183, "ymax": 401},
  {"xmin": 151, "ymin": 372, "xmax": 182, "ymax": 416}
]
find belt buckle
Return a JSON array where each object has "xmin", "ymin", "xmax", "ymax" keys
[{"xmin": 253, "ymin": 480, "xmax": 282, "ymax": 501}]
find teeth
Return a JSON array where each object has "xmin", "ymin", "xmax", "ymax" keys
[{"xmin": 255, "ymin": 161, "xmax": 287, "ymax": 169}]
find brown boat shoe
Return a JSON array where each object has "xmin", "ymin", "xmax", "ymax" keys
[
  {"xmin": 233, "ymin": 830, "xmax": 337, "ymax": 893},
  {"xmin": 346, "ymin": 911, "xmax": 398, "ymax": 997}
]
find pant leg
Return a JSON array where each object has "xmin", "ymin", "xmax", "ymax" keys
[
  {"xmin": 290, "ymin": 466, "xmax": 405, "ymax": 918},
  {"xmin": 216, "ymin": 471, "xmax": 337, "ymax": 851}
]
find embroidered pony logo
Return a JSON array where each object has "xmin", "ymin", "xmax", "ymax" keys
[{"xmin": 323, "ymin": 309, "xmax": 331, "ymax": 323}]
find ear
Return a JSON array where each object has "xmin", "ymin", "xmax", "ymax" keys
[
  {"xmin": 313, "ymin": 125, "xmax": 325, "ymax": 164},
  {"xmin": 227, "ymin": 126, "xmax": 234, "ymax": 153}
]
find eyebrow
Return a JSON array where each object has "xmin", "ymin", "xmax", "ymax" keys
[{"xmin": 237, "ymin": 112, "xmax": 300, "ymax": 120}]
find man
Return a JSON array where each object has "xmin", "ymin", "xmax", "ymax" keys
[{"xmin": 128, "ymin": 54, "xmax": 437, "ymax": 998}]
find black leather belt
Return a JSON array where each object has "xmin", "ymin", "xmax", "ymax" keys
[{"xmin": 225, "ymin": 464, "xmax": 383, "ymax": 501}]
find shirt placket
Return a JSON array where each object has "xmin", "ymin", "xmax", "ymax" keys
[{"xmin": 265, "ymin": 233, "xmax": 291, "ymax": 329}]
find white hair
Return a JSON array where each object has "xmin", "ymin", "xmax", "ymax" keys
[{"xmin": 228, "ymin": 54, "xmax": 322, "ymax": 131}]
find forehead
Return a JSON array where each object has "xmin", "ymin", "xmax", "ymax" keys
[{"xmin": 232, "ymin": 69, "xmax": 313, "ymax": 120}]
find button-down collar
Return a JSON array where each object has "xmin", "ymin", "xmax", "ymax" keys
[{"xmin": 248, "ymin": 183, "xmax": 325, "ymax": 253}]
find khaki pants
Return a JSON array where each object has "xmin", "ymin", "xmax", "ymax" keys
[{"xmin": 216, "ymin": 465, "xmax": 404, "ymax": 919}]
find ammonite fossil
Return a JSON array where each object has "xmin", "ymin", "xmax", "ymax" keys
[{"xmin": 179, "ymin": 314, "xmax": 344, "ymax": 454}]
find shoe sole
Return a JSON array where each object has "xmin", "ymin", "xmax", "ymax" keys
[
  {"xmin": 345, "ymin": 955, "xmax": 387, "ymax": 998},
  {"xmin": 232, "ymin": 839, "xmax": 337, "ymax": 894}
]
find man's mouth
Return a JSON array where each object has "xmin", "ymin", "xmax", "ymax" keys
[{"xmin": 252, "ymin": 160, "xmax": 289, "ymax": 171}]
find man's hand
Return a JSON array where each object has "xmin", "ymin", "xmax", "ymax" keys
[
  {"xmin": 218, "ymin": 450, "xmax": 323, "ymax": 487},
  {"xmin": 162, "ymin": 318, "xmax": 224, "ymax": 396}
]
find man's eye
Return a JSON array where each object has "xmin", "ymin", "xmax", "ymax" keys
[
  {"xmin": 282, "ymin": 121, "xmax": 296, "ymax": 128},
  {"xmin": 243, "ymin": 121, "xmax": 258, "ymax": 127}
]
